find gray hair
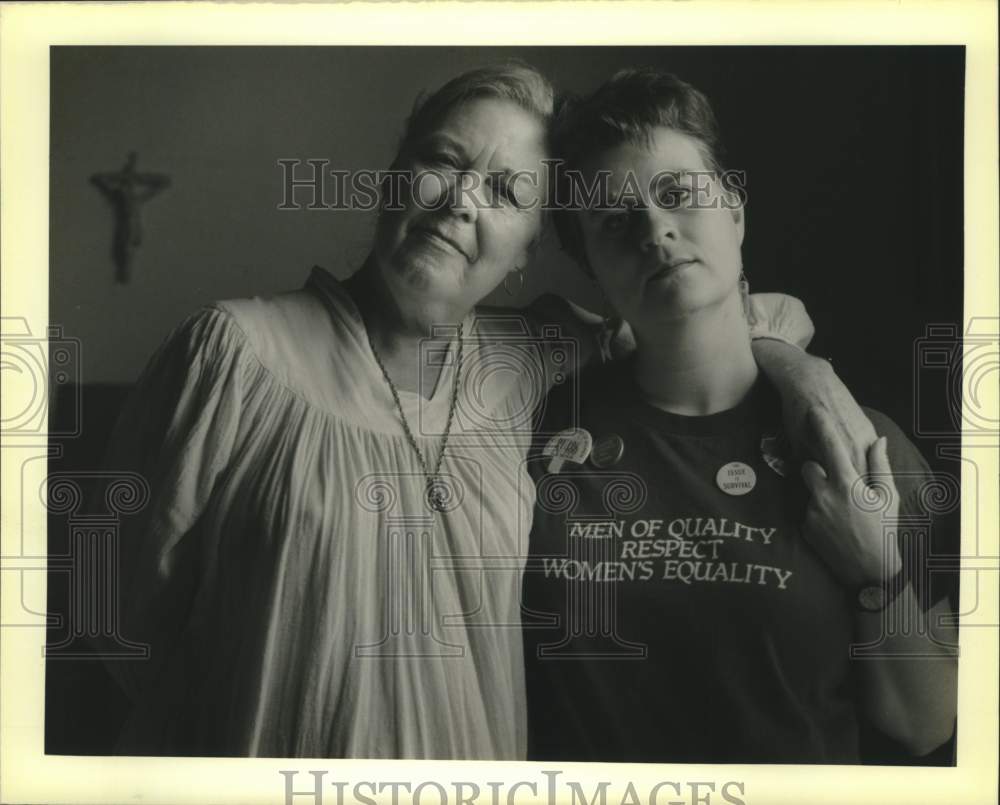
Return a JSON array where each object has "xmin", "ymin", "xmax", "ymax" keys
[{"xmin": 398, "ymin": 61, "xmax": 555, "ymax": 154}]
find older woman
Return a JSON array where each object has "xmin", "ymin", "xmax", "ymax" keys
[
  {"xmin": 95, "ymin": 63, "xmax": 876, "ymax": 759},
  {"xmin": 522, "ymin": 68, "xmax": 958, "ymax": 764}
]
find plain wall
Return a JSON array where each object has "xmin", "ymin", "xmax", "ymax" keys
[{"xmin": 50, "ymin": 46, "xmax": 964, "ymax": 444}]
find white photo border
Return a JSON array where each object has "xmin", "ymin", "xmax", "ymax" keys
[{"xmin": 1, "ymin": 2, "xmax": 997, "ymax": 804}]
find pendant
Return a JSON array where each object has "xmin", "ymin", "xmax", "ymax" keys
[{"xmin": 426, "ymin": 478, "xmax": 448, "ymax": 513}]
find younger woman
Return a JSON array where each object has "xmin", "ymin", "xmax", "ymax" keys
[{"xmin": 523, "ymin": 69, "xmax": 958, "ymax": 763}]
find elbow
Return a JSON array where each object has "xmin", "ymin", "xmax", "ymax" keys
[
  {"xmin": 867, "ymin": 679, "xmax": 958, "ymax": 758},
  {"xmin": 874, "ymin": 702, "xmax": 957, "ymax": 758},
  {"xmin": 900, "ymin": 718, "xmax": 956, "ymax": 758}
]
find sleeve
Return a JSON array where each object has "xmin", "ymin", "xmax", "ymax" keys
[
  {"xmin": 747, "ymin": 293, "xmax": 815, "ymax": 349},
  {"xmin": 89, "ymin": 305, "xmax": 248, "ymax": 702},
  {"xmin": 865, "ymin": 409, "xmax": 958, "ymax": 612}
]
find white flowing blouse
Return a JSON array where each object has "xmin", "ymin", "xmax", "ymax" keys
[
  {"xmin": 100, "ymin": 266, "xmax": 553, "ymax": 759},
  {"xmin": 97, "ymin": 266, "xmax": 806, "ymax": 759}
]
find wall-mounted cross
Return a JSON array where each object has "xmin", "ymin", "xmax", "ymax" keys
[{"xmin": 91, "ymin": 152, "xmax": 170, "ymax": 283}]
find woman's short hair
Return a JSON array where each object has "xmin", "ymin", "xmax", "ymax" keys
[
  {"xmin": 398, "ymin": 61, "xmax": 555, "ymax": 154},
  {"xmin": 551, "ymin": 68, "xmax": 726, "ymax": 265}
]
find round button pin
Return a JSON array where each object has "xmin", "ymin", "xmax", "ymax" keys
[
  {"xmin": 542, "ymin": 428, "xmax": 593, "ymax": 473},
  {"xmin": 590, "ymin": 435, "xmax": 625, "ymax": 468},
  {"xmin": 716, "ymin": 461, "xmax": 756, "ymax": 496}
]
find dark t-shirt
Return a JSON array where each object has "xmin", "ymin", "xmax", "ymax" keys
[{"xmin": 522, "ymin": 359, "xmax": 947, "ymax": 764}]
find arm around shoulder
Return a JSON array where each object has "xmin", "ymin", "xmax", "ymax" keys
[{"xmin": 852, "ymin": 411, "xmax": 958, "ymax": 756}]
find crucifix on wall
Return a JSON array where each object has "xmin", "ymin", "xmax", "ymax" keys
[{"xmin": 91, "ymin": 152, "xmax": 170, "ymax": 283}]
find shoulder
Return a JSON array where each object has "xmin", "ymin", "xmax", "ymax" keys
[
  {"xmin": 860, "ymin": 406, "xmax": 935, "ymax": 505},
  {"xmin": 214, "ymin": 288, "xmax": 331, "ymax": 361},
  {"xmin": 208, "ymin": 274, "xmax": 358, "ymax": 397},
  {"xmin": 166, "ymin": 303, "xmax": 243, "ymax": 344},
  {"xmin": 147, "ymin": 304, "xmax": 249, "ymax": 377},
  {"xmin": 861, "ymin": 407, "xmax": 928, "ymax": 469},
  {"xmin": 862, "ymin": 408, "xmax": 959, "ymax": 609},
  {"xmin": 158, "ymin": 283, "xmax": 331, "ymax": 372},
  {"xmin": 157, "ymin": 271, "xmax": 356, "ymax": 408}
]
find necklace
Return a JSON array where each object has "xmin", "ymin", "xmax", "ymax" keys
[{"xmin": 366, "ymin": 323, "xmax": 464, "ymax": 513}]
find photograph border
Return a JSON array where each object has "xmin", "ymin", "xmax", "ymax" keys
[{"xmin": 2, "ymin": 2, "xmax": 997, "ymax": 804}]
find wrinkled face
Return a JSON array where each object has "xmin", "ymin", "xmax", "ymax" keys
[
  {"xmin": 373, "ymin": 98, "xmax": 548, "ymax": 315},
  {"xmin": 575, "ymin": 126, "xmax": 745, "ymax": 328}
]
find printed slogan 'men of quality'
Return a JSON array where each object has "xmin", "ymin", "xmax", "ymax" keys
[{"xmin": 543, "ymin": 517, "xmax": 794, "ymax": 589}]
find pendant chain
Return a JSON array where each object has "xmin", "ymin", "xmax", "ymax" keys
[{"xmin": 365, "ymin": 323, "xmax": 464, "ymax": 511}]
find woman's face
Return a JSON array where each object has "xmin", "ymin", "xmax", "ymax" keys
[
  {"xmin": 575, "ymin": 126, "xmax": 745, "ymax": 328},
  {"xmin": 373, "ymin": 97, "xmax": 548, "ymax": 316}
]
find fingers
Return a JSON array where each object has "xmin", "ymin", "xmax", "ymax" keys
[
  {"xmin": 847, "ymin": 442, "xmax": 869, "ymax": 480},
  {"xmin": 866, "ymin": 436, "xmax": 899, "ymax": 495},
  {"xmin": 807, "ymin": 406, "xmax": 856, "ymax": 484},
  {"xmin": 800, "ymin": 459, "xmax": 828, "ymax": 495},
  {"xmin": 867, "ymin": 436, "xmax": 890, "ymax": 473},
  {"xmin": 831, "ymin": 392, "xmax": 878, "ymax": 475},
  {"xmin": 820, "ymin": 367, "xmax": 877, "ymax": 475},
  {"xmin": 843, "ymin": 412, "xmax": 879, "ymax": 477}
]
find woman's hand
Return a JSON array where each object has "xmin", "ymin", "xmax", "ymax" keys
[
  {"xmin": 802, "ymin": 415, "xmax": 959, "ymax": 757},
  {"xmin": 751, "ymin": 339, "xmax": 878, "ymax": 474},
  {"xmin": 800, "ymin": 421, "xmax": 902, "ymax": 588}
]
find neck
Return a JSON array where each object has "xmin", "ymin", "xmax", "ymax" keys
[
  {"xmin": 633, "ymin": 293, "xmax": 758, "ymax": 416},
  {"xmin": 345, "ymin": 255, "xmax": 464, "ymax": 396}
]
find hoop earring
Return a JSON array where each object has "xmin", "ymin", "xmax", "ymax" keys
[{"xmin": 503, "ymin": 267, "xmax": 525, "ymax": 297}]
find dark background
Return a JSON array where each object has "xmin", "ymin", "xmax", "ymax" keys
[{"xmin": 47, "ymin": 46, "xmax": 964, "ymax": 763}]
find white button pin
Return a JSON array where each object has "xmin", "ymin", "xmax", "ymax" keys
[
  {"xmin": 543, "ymin": 428, "xmax": 593, "ymax": 473},
  {"xmin": 716, "ymin": 461, "xmax": 757, "ymax": 495}
]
